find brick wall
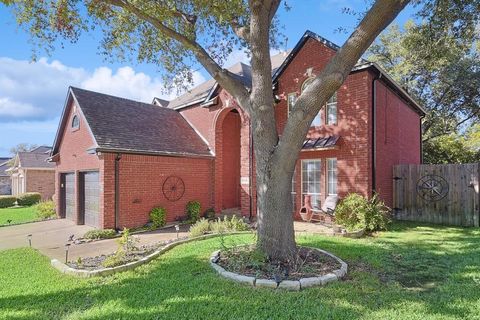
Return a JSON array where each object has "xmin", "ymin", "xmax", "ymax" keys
[
  {"xmin": 26, "ymin": 170, "xmax": 55, "ymax": 200},
  {"xmin": 374, "ymin": 80, "xmax": 422, "ymax": 207},
  {"xmin": 274, "ymin": 38, "xmax": 373, "ymax": 215},
  {"xmin": 108, "ymin": 153, "xmax": 214, "ymax": 229},
  {"xmin": 54, "ymin": 100, "xmax": 103, "ymax": 223}
]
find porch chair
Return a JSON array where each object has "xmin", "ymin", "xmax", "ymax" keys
[{"xmin": 299, "ymin": 194, "xmax": 338, "ymax": 225}]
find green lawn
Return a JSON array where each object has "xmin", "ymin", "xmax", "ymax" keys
[
  {"xmin": 0, "ymin": 222, "xmax": 479, "ymax": 319},
  {"xmin": 0, "ymin": 206, "xmax": 38, "ymax": 226}
]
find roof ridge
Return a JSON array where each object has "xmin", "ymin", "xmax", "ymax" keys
[{"xmin": 70, "ymin": 87, "xmax": 177, "ymax": 112}]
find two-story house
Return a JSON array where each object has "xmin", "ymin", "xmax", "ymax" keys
[{"xmin": 50, "ymin": 31, "xmax": 425, "ymax": 229}]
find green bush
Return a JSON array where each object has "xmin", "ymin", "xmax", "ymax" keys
[
  {"xmin": 0, "ymin": 196, "xmax": 16, "ymax": 208},
  {"xmin": 149, "ymin": 207, "xmax": 167, "ymax": 229},
  {"xmin": 203, "ymin": 208, "xmax": 216, "ymax": 220},
  {"xmin": 189, "ymin": 215, "xmax": 250, "ymax": 237},
  {"xmin": 34, "ymin": 201, "xmax": 56, "ymax": 219},
  {"xmin": 83, "ymin": 229, "xmax": 117, "ymax": 240},
  {"xmin": 185, "ymin": 200, "xmax": 201, "ymax": 223},
  {"xmin": 16, "ymin": 192, "xmax": 41, "ymax": 206},
  {"xmin": 102, "ymin": 251, "xmax": 125, "ymax": 268},
  {"xmin": 211, "ymin": 215, "xmax": 250, "ymax": 233},
  {"xmin": 335, "ymin": 193, "xmax": 391, "ymax": 232},
  {"xmin": 189, "ymin": 218, "xmax": 211, "ymax": 237}
]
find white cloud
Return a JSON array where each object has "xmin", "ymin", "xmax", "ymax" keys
[{"xmin": 0, "ymin": 98, "xmax": 42, "ymax": 117}]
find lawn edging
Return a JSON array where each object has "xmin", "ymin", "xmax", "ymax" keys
[
  {"xmin": 50, "ymin": 231, "xmax": 252, "ymax": 278},
  {"xmin": 209, "ymin": 247, "xmax": 348, "ymax": 291}
]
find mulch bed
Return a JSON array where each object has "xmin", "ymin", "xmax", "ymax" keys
[
  {"xmin": 217, "ymin": 245, "xmax": 341, "ymax": 281},
  {"xmin": 67, "ymin": 237, "xmax": 188, "ymax": 270}
]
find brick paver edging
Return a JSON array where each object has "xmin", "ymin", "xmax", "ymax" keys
[
  {"xmin": 50, "ymin": 231, "xmax": 252, "ymax": 277},
  {"xmin": 210, "ymin": 247, "xmax": 348, "ymax": 291}
]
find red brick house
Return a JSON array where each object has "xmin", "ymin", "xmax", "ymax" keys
[
  {"xmin": 50, "ymin": 31, "xmax": 425, "ymax": 229},
  {"xmin": 8, "ymin": 146, "xmax": 55, "ymax": 200}
]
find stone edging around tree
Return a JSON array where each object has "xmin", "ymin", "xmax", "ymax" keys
[
  {"xmin": 210, "ymin": 247, "xmax": 348, "ymax": 291},
  {"xmin": 50, "ymin": 231, "xmax": 252, "ymax": 278}
]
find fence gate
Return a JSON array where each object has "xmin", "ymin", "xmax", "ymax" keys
[{"xmin": 393, "ymin": 163, "xmax": 479, "ymax": 227}]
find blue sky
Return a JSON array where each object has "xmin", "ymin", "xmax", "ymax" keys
[{"xmin": 0, "ymin": 1, "xmax": 416, "ymax": 157}]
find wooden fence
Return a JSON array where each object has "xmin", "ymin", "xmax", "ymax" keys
[{"xmin": 393, "ymin": 163, "xmax": 479, "ymax": 227}]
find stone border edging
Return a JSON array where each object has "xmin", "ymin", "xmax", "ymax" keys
[
  {"xmin": 50, "ymin": 231, "xmax": 252, "ymax": 277},
  {"xmin": 210, "ymin": 247, "xmax": 348, "ymax": 291}
]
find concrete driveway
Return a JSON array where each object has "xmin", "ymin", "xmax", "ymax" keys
[
  {"xmin": 0, "ymin": 219, "xmax": 93, "ymax": 259},
  {"xmin": 0, "ymin": 219, "xmax": 190, "ymax": 262}
]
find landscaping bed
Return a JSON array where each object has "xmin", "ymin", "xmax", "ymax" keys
[{"xmin": 216, "ymin": 245, "xmax": 341, "ymax": 281}]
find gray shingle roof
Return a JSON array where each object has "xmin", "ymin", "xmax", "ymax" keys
[
  {"xmin": 167, "ymin": 52, "xmax": 289, "ymax": 110},
  {"xmin": 0, "ymin": 158, "xmax": 11, "ymax": 177},
  {"xmin": 18, "ymin": 152, "xmax": 54, "ymax": 169},
  {"xmin": 69, "ymin": 87, "xmax": 211, "ymax": 157}
]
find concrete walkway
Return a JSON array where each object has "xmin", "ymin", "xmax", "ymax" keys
[{"xmin": 0, "ymin": 219, "xmax": 331, "ymax": 262}]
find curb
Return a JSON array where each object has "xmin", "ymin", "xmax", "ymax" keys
[
  {"xmin": 51, "ymin": 231, "xmax": 252, "ymax": 277},
  {"xmin": 210, "ymin": 246, "xmax": 347, "ymax": 291}
]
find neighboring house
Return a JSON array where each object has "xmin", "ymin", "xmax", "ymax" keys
[
  {"xmin": 8, "ymin": 146, "xmax": 55, "ymax": 200},
  {"xmin": 0, "ymin": 158, "xmax": 12, "ymax": 195},
  {"xmin": 50, "ymin": 30, "xmax": 425, "ymax": 229}
]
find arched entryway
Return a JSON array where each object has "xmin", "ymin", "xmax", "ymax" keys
[{"xmin": 220, "ymin": 109, "xmax": 241, "ymax": 209}]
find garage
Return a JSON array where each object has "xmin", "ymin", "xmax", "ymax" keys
[
  {"xmin": 62, "ymin": 173, "xmax": 75, "ymax": 221},
  {"xmin": 80, "ymin": 171, "xmax": 100, "ymax": 228}
]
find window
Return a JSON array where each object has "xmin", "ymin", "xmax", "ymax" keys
[
  {"xmin": 302, "ymin": 77, "xmax": 322, "ymax": 126},
  {"xmin": 326, "ymin": 92, "xmax": 338, "ymax": 125},
  {"xmin": 287, "ymin": 93, "xmax": 297, "ymax": 115},
  {"xmin": 71, "ymin": 114, "xmax": 80, "ymax": 129},
  {"xmin": 302, "ymin": 159, "xmax": 321, "ymax": 210},
  {"xmin": 327, "ymin": 158, "xmax": 337, "ymax": 195}
]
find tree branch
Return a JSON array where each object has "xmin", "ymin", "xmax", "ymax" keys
[
  {"xmin": 274, "ymin": 0, "xmax": 410, "ymax": 169},
  {"xmin": 103, "ymin": 0, "xmax": 251, "ymax": 111}
]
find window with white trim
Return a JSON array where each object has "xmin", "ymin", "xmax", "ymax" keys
[
  {"xmin": 287, "ymin": 93, "xmax": 297, "ymax": 115},
  {"xmin": 301, "ymin": 78, "xmax": 322, "ymax": 126},
  {"xmin": 302, "ymin": 159, "xmax": 321, "ymax": 210},
  {"xmin": 72, "ymin": 114, "xmax": 80, "ymax": 130},
  {"xmin": 326, "ymin": 92, "xmax": 338, "ymax": 125},
  {"xmin": 327, "ymin": 158, "xmax": 337, "ymax": 195}
]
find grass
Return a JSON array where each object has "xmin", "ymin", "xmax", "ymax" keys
[
  {"xmin": 0, "ymin": 222, "xmax": 479, "ymax": 319},
  {"xmin": 0, "ymin": 206, "xmax": 39, "ymax": 226}
]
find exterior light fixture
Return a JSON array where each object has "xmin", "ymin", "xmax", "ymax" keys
[
  {"xmin": 65, "ymin": 243, "xmax": 71, "ymax": 263},
  {"xmin": 27, "ymin": 234, "xmax": 32, "ymax": 247},
  {"xmin": 175, "ymin": 224, "xmax": 180, "ymax": 239}
]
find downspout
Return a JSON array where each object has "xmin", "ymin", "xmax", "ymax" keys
[
  {"xmin": 114, "ymin": 153, "xmax": 122, "ymax": 230},
  {"xmin": 248, "ymin": 118, "xmax": 254, "ymax": 221},
  {"xmin": 372, "ymin": 72, "xmax": 382, "ymax": 195},
  {"xmin": 420, "ymin": 115, "xmax": 425, "ymax": 164}
]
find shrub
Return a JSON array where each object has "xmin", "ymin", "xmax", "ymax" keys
[
  {"xmin": 335, "ymin": 193, "xmax": 391, "ymax": 232},
  {"xmin": 102, "ymin": 251, "xmax": 125, "ymax": 268},
  {"xmin": 0, "ymin": 196, "xmax": 16, "ymax": 208},
  {"xmin": 189, "ymin": 218, "xmax": 211, "ymax": 237},
  {"xmin": 203, "ymin": 208, "xmax": 216, "ymax": 220},
  {"xmin": 185, "ymin": 200, "xmax": 201, "ymax": 223},
  {"xmin": 34, "ymin": 200, "xmax": 56, "ymax": 219},
  {"xmin": 83, "ymin": 229, "xmax": 117, "ymax": 240},
  {"xmin": 16, "ymin": 192, "xmax": 41, "ymax": 206},
  {"xmin": 189, "ymin": 215, "xmax": 250, "ymax": 237},
  {"xmin": 149, "ymin": 207, "xmax": 167, "ymax": 229}
]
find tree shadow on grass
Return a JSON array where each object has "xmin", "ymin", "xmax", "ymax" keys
[{"xmin": 1, "ymin": 225, "xmax": 479, "ymax": 320}]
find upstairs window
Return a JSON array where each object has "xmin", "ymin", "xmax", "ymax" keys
[
  {"xmin": 71, "ymin": 114, "xmax": 80, "ymax": 130},
  {"xmin": 301, "ymin": 77, "xmax": 322, "ymax": 126},
  {"xmin": 326, "ymin": 92, "xmax": 338, "ymax": 125}
]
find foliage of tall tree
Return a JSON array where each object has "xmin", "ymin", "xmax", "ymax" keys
[
  {"xmin": 2, "ymin": 0, "xmax": 478, "ymax": 261},
  {"xmin": 367, "ymin": 19, "xmax": 480, "ymax": 163}
]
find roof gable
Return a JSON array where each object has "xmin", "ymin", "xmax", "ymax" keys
[{"xmin": 52, "ymin": 87, "xmax": 212, "ymax": 157}]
